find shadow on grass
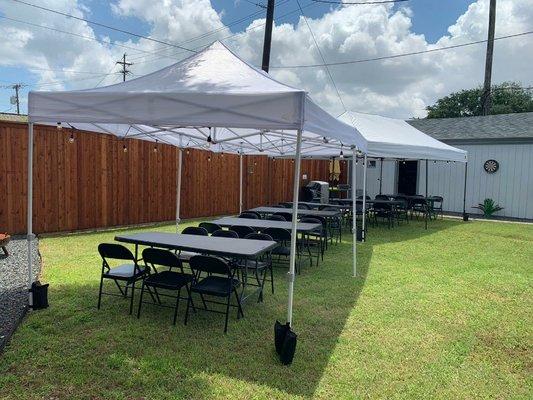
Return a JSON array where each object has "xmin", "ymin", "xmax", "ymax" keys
[{"xmin": 0, "ymin": 219, "xmax": 461, "ymax": 398}]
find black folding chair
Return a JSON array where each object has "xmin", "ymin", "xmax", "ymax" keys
[
  {"xmin": 299, "ymin": 217, "xmax": 325, "ymax": 266},
  {"xmin": 177, "ymin": 226, "xmax": 208, "ymax": 262},
  {"xmin": 97, "ymin": 243, "xmax": 147, "ymax": 314},
  {"xmin": 274, "ymin": 211, "xmax": 292, "ymax": 222},
  {"xmin": 373, "ymin": 202, "xmax": 395, "ymax": 229},
  {"xmin": 199, "ymin": 222, "xmax": 222, "ymax": 235},
  {"xmin": 392, "ymin": 195, "xmax": 409, "ymax": 224},
  {"xmin": 137, "ymin": 248, "xmax": 194, "ymax": 325},
  {"xmin": 297, "ymin": 203, "xmax": 311, "ymax": 210},
  {"xmin": 185, "ymin": 255, "xmax": 243, "ymax": 333},
  {"xmin": 212, "ymin": 229, "xmax": 239, "ymax": 238},
  {"xmin": 231, "ymin": 225, "xmax": 255, "ymax": 238},
  {"xmin": 239, "ymin": 212, "xmax": 260, "ymax": 219},
  {"xmin": 263, "ymin": 227, "xmax": 303, "ymax": 273},
  {"xmin": 430, "ymin": 196, "xmax": 444, "ymax": 219},
  {"xmin": 236, "ymin": 232, "xmax": 274, "ymax": 301}
]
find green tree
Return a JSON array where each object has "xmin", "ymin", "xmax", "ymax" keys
[{"xmin": 426, "ymin": 82, "xmax": 533, "ymax": 118}]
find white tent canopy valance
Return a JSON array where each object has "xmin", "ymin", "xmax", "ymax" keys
[
  {"xmin": 29, "ymin": 41, "xmax": 366, "ymax": 155},
  {"xmin": 280, "ymin": 111, "xmax": 467, "ymax": 163}
]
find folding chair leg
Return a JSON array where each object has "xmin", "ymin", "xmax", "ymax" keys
[
  {"xmin": 97, "ymin": 275, "xmax": 104, "ymax": 310},
  {"xmin": 270, "ymin": 265, "xmax": 274, "ymax": 294},
  {"xmin": 234, "ymin": 289, "xmax": 244, "ymax": 319},
  {"xmin": 129, "ymin": 280, "xmax": 136, "ymax": 315},
  {"xmin": 224, "ymin": 294, "xmax": 231, "ymax": 333},
  {"xmin": 184, "ymin": 292, "xmax": 192, "ymax": 325},
  {"xmin": 173, "ymin": 288, "xmax": 181, "ymax": 325},
  {"xmin": 137, "ymin": 281, "xmax": 145, "ymax": 319}
]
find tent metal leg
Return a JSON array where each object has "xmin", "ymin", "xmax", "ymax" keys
[
  {"xmin": 352, "ymin": 148, "xmax": 357, "ymax": 277},
  {"xmin": 27, "ymin": 122, "xmax": 34, "ymax": 307},
  {"xmin": 462, "ymin": 161, "xmax": 468, "ymax": 220},
  {"xmin": 362, "ymin": 154, "xmax": 367, "ymax": 241},
  {"xmin": 379, "ymin": 158, "xmax": 383, "ymax": 195},
  {"xmin": 425, "ymin": 159, "xmax": 428, "ymax": 230},
  {"xmin": 239, "ymin": 150, "xmax": 243, "ymax": 214},
  {"xmin": 287, "ymin": 129, "xmax": 303, "ymax": 327},
  {"xmin": 175, "ymin": 138, "xmax": 183, "ymax": 232}
]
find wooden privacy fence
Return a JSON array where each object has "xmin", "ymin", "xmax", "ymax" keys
[{"xmin": 0, "ymin": 122, "xmax": 346, "ymax": 235}]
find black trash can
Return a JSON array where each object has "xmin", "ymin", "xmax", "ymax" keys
[
  {"xmin": 31, "ymin": 281, "xmax": 49, "ymax": 310},
  {"xmin": 462, "ymin": 213, "xmax": 469, "ymax": 222}
]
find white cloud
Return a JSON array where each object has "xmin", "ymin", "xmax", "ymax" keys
[{"xmin": 1, "ymin": 0, "xmax": 531, "ymax": 118}]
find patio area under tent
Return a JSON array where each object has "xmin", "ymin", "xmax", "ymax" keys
[
  {"xmin": 275, "ymin": 111, "xmax": 467, "ymax": 236},
  {"xmin": 26, "ymin": 41, "xmax": 366, "ymax": 351}
]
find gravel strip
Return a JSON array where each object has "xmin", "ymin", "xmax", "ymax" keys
[{"xmin": 0, "ymin": 236, "xmax": 41, "ymax": 352}]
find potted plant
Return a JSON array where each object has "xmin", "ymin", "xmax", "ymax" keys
[{"xmin": 473, "ymin": 198, "xmax": 504, "ymax": 218}]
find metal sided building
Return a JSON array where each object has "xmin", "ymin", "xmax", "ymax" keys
[{"xmin": 356, "ymin": 112, "xmax": 533, "ymax": 220}]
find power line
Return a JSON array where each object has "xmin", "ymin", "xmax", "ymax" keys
[
  {"xmin": 295, "ymin": 0, "xmax": 346, "ymax": 111},
  {"xmin": 10, "ymin": 0, "xmax": 196, "ymax": 53},
  {"xmin": 269, "ymin": 30, "xmax": 533, "ymax": 69},
  {"xmin": 242, "ymin": 0, "xmax": 267, "ymax": 8},
  {"xmin": 0, "ymin": 15, "xmax": 175, "ymax": 60}
]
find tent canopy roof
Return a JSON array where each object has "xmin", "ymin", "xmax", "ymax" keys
[
  {"xmin": 28, "ymin": 41, "xmax": 366, "ymax": 155},
  {"xmin": 289, "ymin": 111, "xmax": 467, "ymax": 162}
]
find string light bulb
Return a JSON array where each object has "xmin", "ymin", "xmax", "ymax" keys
[
  {"xmin": 207, "ymin": 155, "xmax": 211, "ymax": 162},
  {"xmin": 206, "ymin": 127, "xmax": 213, "ymax": 148},
  {"xmin": 323, "ymin": 137, "xmax": 329, "ymax": 144},
  {"xmin": 153, "ymin": 140, "xmax": 158, "ymax": 153},
  {"xmin": 57, "ymin": 122, "xmax": 62, "ymax": 130},
  {"xmin": 68, "ymin": 132, "xmax": 75, "ymax": 144},
  {"xmin": 339, "ymin": 144, "xmax": 344, "ymax": 159},
  {"xmin": 123, "ymin": 144, "xmax": 128, "ymax": 153}
]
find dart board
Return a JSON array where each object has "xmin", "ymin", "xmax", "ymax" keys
[{"xmin": 483, "ymin": 159, "xmax": 499, "ymax": 173}]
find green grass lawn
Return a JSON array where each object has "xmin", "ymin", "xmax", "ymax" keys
[{"xmin": 0, "ymin": 218, "xmax": 532, "ymax": 399}]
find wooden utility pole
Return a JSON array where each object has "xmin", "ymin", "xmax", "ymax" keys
[
  {"xmin": 261, "ymin": 0, "xmax": 275, "ymax": 72},
  {"xmin": 13, "ymin": 84, "xmax": 21, "ymax": 114},
  {"xmin": 116, "ymin": 53, "xmax": 133, "ymax": 82},
  {"xmin": 481, "ymin": 0, "xmax": 497, "ymax": 115}
]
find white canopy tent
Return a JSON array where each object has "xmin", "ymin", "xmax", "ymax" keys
[
  {"xmin": 27, "ymin": 41, "xmax": 366, "ymax": 328},
  {"xmin": 276, "ymin": 111, "xmax": 468, "ymax": 237}
]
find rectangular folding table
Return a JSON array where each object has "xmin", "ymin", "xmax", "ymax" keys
[
  {"xmin": 115, "ymin": 231, "xmax": 277, "ymax": 260},
  {"xmin": 248, "ymin": 207, "xmax": 340, "ymax": 218},
  {"xmin": 211, "ymin": 216, "xmax": 321, "ymax": 233},
  {"xmin": 115, "ymin": 232, "xmax": 279, "ymax": 304}
]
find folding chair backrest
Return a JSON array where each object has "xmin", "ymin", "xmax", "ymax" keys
[
  {"xmin": 98, "ymin": 243, "xmax": 134, "ymax": 261},
  {"xmin": 263, "ymin": 227, "xmax": 291, "ymax": 242},
  {"xmin": 244, "ymin": 232, "xmax": 273, "ymax": 241},
  {"xmin": 297, "ymin": 203, "xmax": 311, "ymax": 210},
  {"xmin": 142, "ymin": 248, "xmax": 182, "ymax": 272},
  {"xmin": 182, "ymin": 226, "xmax": 209, "ymax": 236},
  {"xmin": 375, "ymin": 194, "xmax": 390, "ymax": 200},
  {"xmin": 274, "ymin": 212, "xmax": 292, "ymax": 222},
  {"xmin": 432, "ymin": 195, "xmax": 443, "ymax": 203},
  {"xmin": 212, "ymin": 229, "xmax": 239, "ymax": 238},
  {"xmin": 189, "ymin": 255, "xmax": 231, "ymax": 276},
  {"xmin": 239, "ymin": 212, "xmax": 259, "ymax": 219},
  {"xmin": 231, "ymin": 225, "xmax": 255, "ymax": 238},
  {"xmin": 198, "ymin": 222, "xmax": 222, "ymax": 234}
]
